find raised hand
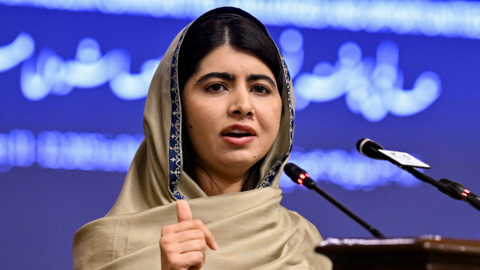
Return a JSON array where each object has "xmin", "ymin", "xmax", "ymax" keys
[{"xmin": 160, "ymin": 200, "xmax": 218, "ymax": 270}]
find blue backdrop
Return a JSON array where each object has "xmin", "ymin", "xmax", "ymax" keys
[{"xmin": 2, "ymin": 0, "xmax": 480, "ymax": 269}]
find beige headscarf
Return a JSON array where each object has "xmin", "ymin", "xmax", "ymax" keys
[{"xmin": 73, "ymin": 7, "xmax": 332, "ymax": 270}]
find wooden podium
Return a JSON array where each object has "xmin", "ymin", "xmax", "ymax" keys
[{"xmin": 315, "ymin": 236, "xmax": 480, "ymax": 269}]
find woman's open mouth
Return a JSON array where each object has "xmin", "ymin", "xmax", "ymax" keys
[{"xmin": 221, "ymin": 124, "xmax": 256, "ymax": 146}]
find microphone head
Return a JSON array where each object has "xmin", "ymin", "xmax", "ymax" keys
[
  {"xmin": 284, "ymin": 163, "xmax": 315, "ymax": 188},
  {"xmin": 284, "ymin": 163, "xmax": 306, "ymax": 181},
  {"xmin": 356, "ymin": 138, "xmax": 386, "ymax": 160}
]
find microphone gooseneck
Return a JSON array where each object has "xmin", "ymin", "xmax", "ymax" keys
[
  {"xmin": 284, "ymin": 163, "xmax": 386, "ymax": 239},
  {"xmin": 356, "ymin": 138, "xmax": 480, "ymax": 211}
]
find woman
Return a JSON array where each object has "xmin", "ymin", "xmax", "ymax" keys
[{"xmin": 73, "ymin": 7, "xmax": 332, "ymax": 270}]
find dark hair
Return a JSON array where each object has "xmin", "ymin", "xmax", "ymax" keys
[{"xmin": 179, "ymin": 15, "xmax": 284, "ymax": 191}]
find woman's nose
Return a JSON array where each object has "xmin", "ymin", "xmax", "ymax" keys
[{"xmin": 228, "ymin": 88, "xmax": 254, "ymax": 120}]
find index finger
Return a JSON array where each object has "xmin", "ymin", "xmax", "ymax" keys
[{"xmin": 196, "ymin": 220, "xmax": 218, "ymax": 251}]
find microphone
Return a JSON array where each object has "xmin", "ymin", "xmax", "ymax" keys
[
  {"xmin": 356, "ymin": 138, "xmax": 430, "ymax": 169},
  {"xmin": 356, "ymin": 138, "xmax": 480, "ymax": 211},
  {"xmin": 284, "ymin": 163, "xmax": 316, "ymax": 189},
  {"xmin": 356, "ymin": 138, "xmax": 386, "ymax": 160},
  {"xmin": 284, "ymin": 163, "xmax": 385, "ymax": 239}
]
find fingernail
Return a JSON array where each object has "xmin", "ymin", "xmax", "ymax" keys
[{"xmin": 213, "ymin": 242, "xmax": 218, "ymax": 250}]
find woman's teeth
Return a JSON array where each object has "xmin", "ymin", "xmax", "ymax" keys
[{"xmin": 226, "ymin": 130, "xmax": 251, "ymax": 137}]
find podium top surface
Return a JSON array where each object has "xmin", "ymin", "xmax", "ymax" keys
[
  {"xmin": 317, "ymin": 235, "xmax": 480, "ymax": 254},
  {"xmin": 316, "ymin": 236, "xmax": 480, "ymax": 270}
]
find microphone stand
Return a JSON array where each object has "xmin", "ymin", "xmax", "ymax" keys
[
  {"xmin": 290, "ymin": 169, "xmax": 385, "ymax": 239},
  {"xmin": 357, "ymin": 138, "xmax": 480, "ymax": 212},
  {"xmin": 309, "ymin": 182, "xmax": 386, "ymax": 239}
]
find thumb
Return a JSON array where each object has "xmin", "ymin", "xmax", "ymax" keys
[{"xmin": 176, "ymin": 200, "xmax": 193, "ymax": 223}]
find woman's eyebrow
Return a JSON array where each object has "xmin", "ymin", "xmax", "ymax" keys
[
  {"xmin": 247, "ymin": 74, "xmax": 276, "ymax": 88},
  {"xmin": 195, "ymin": 72, "xmax": 235, "ymax": 85}
]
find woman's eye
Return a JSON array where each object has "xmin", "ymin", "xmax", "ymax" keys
[
  {"xmin": 205, "ymin": 83, "xmax": 226, "ymax": 92},
  {"xmin": 252, "ymin": 85, "xmax": 270, "ymax": 94}
]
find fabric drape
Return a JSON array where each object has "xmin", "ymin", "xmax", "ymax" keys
[{"xmin": 73, "ymin": 7, "xmax": 332, "ymax": 270}]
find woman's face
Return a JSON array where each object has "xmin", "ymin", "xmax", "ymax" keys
[{"xmin": 182, "ymin": 45, "xmax": 282, "ymax": 178}]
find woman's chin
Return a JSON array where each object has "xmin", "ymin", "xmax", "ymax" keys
[{"xmin": 219, "ymin": 153, "xmax": 261, "ymax": 169}]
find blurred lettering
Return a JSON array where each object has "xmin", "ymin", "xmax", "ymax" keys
[
  {"xmin": 0, "ymin": 129, "xmax": 419, "ymax": 191},
  {"xmin": 1, "ymin": 0, "xmax": 479, "ymax": 40},
  {"xmin": 0, "ymin": 130, "xmax": 143, "ymax": 173}
]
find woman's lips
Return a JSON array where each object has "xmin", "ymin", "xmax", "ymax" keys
[
  {"xmin": 222, "ymin": 135, "xmax": 255, "ymax": 146},
  {"xmin": 221, "ymin": 124, "xmax": 256, "ymax": 146}
]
